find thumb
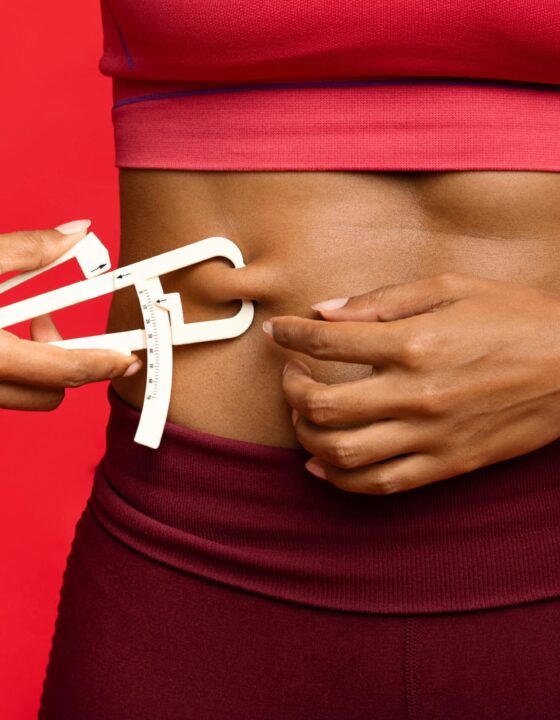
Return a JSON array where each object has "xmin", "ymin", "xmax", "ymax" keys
[
  {"xmin": 0, "ymin": 218, "xmax": 91, "ymax": 275},
  {"xmin": 311, "ymin": 273, "xmax": 467, "ymax": 322},
  {"xmin": 30, "ymin": 314, "xmax": 64, "ymax": 343}
]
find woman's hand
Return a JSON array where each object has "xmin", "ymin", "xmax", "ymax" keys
[
  {"xmin": 0, "ymin": 220, "xmax": 141, "ymax": 411},
  {"xmin": 263, "ymin": 272, "xmax": 560, "ymax": 495}
]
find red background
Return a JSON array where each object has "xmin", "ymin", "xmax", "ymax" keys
[{"xmin": 0, "ymin": 3, "xmax": 119, "ymax": 717}]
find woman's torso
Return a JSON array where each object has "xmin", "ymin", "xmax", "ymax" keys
[{"xmin": 108, "ymin": 169, "xmax": 560, "ymax": 446}]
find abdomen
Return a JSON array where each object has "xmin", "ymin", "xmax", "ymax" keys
[{"xmin": 108, "ymin": 169, "xmax": 560, "ymax": 445}]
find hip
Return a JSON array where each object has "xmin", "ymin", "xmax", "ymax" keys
[
  {"xmin": 40, "ymin": 482, "xmax": 560, "ymax": 720},
  {"xmin": 91, "ymin": 385, "xmax": 560, "ymax": 614}
]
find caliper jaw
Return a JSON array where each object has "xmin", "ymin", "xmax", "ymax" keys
[{"xmin": 160, "ymin": 292, "xmax": 255, "ymax": 347}]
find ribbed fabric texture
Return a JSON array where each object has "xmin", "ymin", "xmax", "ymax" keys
[
  {"xmin": 98, "ymin": 0, "xmax": 560, "ymax": 171},
  {"xmin": 91, "ymin": 386, "xmax": 560, "ymax": 614}
]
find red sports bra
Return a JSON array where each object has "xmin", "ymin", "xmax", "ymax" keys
[{"xmin": 99, "ymin": 1, "xmax": 560, "ymax": 170}]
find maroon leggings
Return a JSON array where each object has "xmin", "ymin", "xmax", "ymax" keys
[{"xmin": 39, "ymin": 503, "xmax": 560, "ymax": 720}]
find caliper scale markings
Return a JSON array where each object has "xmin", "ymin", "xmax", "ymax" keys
[{"xmin": 132, "ymin": 276, "xmax": 174, "ymax": 448}]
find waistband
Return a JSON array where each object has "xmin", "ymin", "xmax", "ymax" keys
[{"xmin": 90, "ymin": 385, "xmax": 560, "ymax": 614}]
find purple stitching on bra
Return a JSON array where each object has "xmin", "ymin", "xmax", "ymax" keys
[
  {"xmin": 105, "ymin": 0, "xmax": 135, "ymax": 71},
  {"xmin": 113, "ymin": 75, "xmax": 560, "ymax": 109}
]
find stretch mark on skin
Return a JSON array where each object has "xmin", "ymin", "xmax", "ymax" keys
[{"xmin": 113, "ymin": 76, "xmax": 560, "ymax": 108}]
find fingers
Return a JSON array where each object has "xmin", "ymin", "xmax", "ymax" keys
[
  {"xmin": 30, "ymin": 314, "xmax": 63, "ymax": 343},
  {"xmin": 293, "ymin": 414, "xmax": 423, "ymax": 469},
  {"xmin": 0, "ymin": 219, "xmax": 91, "ymax": 275},
  {"xmin": 281, "ymin": 357, "xmax": 448, "ymax": 494},
  {"xmin": 310, "ymin": 271, "xmax": 475, "ymax": 322},
  {"xmin": 0, "ymin": 219, "xmax": 141, "ymax": 410},
  {"xmin": 0, "ymin": 331, "xmax": 142, "ymax": 388},
  {"xmin": 265, "ymin": 315, "xmax": 420, "ymax": 365},
  {"xmin": 0, "ymin": 381, "xmax": 65, "ymax": 411},
  {"xmin": 0, "ymin": 311, "xmax": 66, "ymax": 408},
  {"xmin": 304, "ymin": 452, "xmax": 451, "ymax": 495},
  {"xmin": 282, "ymin": 358, "xmax": 412, "ymax": 424}
]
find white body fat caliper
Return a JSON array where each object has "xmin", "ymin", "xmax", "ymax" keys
[{"xmin": 0, "ymin": 233, "xmax": 254, "ymax": 449}]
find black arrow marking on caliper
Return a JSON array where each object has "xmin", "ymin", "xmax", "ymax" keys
[
  {"xmin": 116, "ymin": 272, "xmax": 132, "ymax": 279},
  {"xmin": 155, "ymin": 298, "xmax": 167, "ymax": 304},
  {"xmin": 89, "ymin": 263, "xmax": 107, "ymax": 273}
]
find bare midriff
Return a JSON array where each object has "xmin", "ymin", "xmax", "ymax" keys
[{"xmin": 108, "ymin": 169, "xmax": 560, "ymax": 447}]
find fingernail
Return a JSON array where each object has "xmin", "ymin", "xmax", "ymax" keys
[
  {"xmin": 311, "ymin": 297, "xmax": 348, "ymax": 311},
  {"xmin": 262, "ymin": 320, "xmax": 273, "ymax": 336},
  {"xmin": 123, "ymin": 360, "xmax": 142, "ymax": 377},
  {"xmin": 54, "ymin": 219, "xmax": 92, "ymax": 235},
  {"xmin": 291, "ymin": 408, "xmax": 300, "ymax": 424},
  {"xmin": 305, "ymin": 458, "xmax": 327, "ymax": 479}
]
